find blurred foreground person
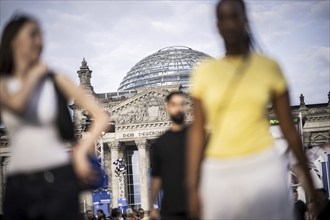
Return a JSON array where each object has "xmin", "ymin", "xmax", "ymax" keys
[
  {"xmin": 187, "ymin": 0, "xmax": 319, "ymax": 219},
  {"xmin": 0, "ymin": 14, "xmax": 109, "ymax": 219},
  {"xmin": 150, "ymin": 91, "xmax": 188, "ymax": 220}
]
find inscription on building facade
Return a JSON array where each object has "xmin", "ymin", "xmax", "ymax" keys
[{"xmin": 118, "ymin": 130, "xmax": 166, "ymax": 139}]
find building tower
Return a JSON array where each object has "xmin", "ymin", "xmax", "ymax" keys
[
  {"xmin": 78, "ymin": 58, "xmax": 94, "ymax": 93},
  {"xmin": 72, "ymin": 58, "xmax": 96, "ymax": 136}
]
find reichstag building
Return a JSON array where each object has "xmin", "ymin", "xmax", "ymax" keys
[{"xmin": 0, "ymin": 46, "xmax": 329, "ymax": 214}]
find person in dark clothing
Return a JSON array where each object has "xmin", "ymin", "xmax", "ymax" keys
[
  {"xmin": 86, "ymin": 210, "xmax": 97, "ymax": 220},
  {"xmin": 293, "ymin": 189, "xmax": 307, "ymax": 220},
  {"xmin": 316, "ymin": 188, "xmax": 330, "ymax": 220},
  {"xmin": 150, "ymin": 91, "xmax": 188, "ymax": 220}
]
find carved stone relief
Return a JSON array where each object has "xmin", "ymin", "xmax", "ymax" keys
[
  {"xmin": 111, "ymin": 91, "xmax": 169, "ymax": 125},
  {"xmin": 110, "ymin": 91, "xmax": 193, "ymax": 125}
]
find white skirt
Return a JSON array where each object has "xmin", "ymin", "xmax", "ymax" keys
[{"xmin": 200, "ymin": 147, "xmax": 294, "ymax": 220}]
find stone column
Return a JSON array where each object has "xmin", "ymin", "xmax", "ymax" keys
[
  {"xmin": 146, "ymin": 142, "xmax": 151, "ymax": 172},
  {"xmin": 146, "ymin": 143, "xmax": 151, "ymax": 201},
  {"xmin": 104, "ymin": 150, "xmax": 111, "ymax": 190},
  {"xmin": 79, "ymin": 191, "xmax": 93, "ymax": 212},
  {"xmin": 136, "ymin": 139, "xmax": 150, "ymax": 210},
  {"xmin": 1, "ymin": 157, "xmax": 9, "ymax": 215},
  {"xmin": 109, "ymin": 141, "xmax": 120, "ymax": 208}
]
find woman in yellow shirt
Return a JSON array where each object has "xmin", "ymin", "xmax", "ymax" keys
[{"xmin": 187, "ymin": 0, "xmax": 319, "ymax": 219}]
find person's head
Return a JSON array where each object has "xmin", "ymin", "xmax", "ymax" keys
[
  {"xmin": 292, "ymin": 189, "xmax": 298, "ymax": 202},
  {"xmin": 216, "ymin": 0, "xmax": 252, "ymax": 50},
  {"xmin": 133, "ymin": 209, "xmax": 140, "ymax": 220},
  {"xmin": 111, "ymin": 208, "xmax": 121, "ymax": 218},
  {"xmin": 125, "ymin": 208, "xmax": 134, "ymax": 220},
  {"xmin": 165, "ymin": 91, "xmax": 186, "ymax": 125},
  {"xmin": 316, "ymin": 188, "xmax": 328, "ymax": 201},
  {"xmin": 126, "ymin": 208, "xmax": 134, "ymax": 215},
  {"xmin": 97, "ymin": 209, "xmax": 105, "ymax": 218},
  {"xmin": 138, "ymin": 208, "xmax": 145, "ymax": 218},
  {"xmin": 86, "ymin": 210, "xmax": 94, "ymax": 219},
  {"xmin": 0, "ymin": 13, "xmax": 42, "ymax": 75}
]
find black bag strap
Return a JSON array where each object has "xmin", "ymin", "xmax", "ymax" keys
[
  {"xmin": 47, "ymin": 72, "xmax": 76, "ymax": 143},
  {"xmin": 214, "ymin": 54, "xmax": 251, "ymax": 122}
]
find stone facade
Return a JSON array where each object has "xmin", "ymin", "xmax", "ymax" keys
[
  {"xmin": 0, "ymin": 58, "xmax": 329, "ymax": 214},
  {"xmin": 268, "ymin": 93, "xmax": 330, "ymax": 148},
  {"xmin": 72, "ymin": 59, "xmax": 330, "ymax": 211}
]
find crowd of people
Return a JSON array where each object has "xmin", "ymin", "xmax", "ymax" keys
[
  {"xmin": 0, "ymin": 0, "xmax": 329, "ymax": 219},
  {"xmin": 83, "ymin": 208, "xmax": 147, "ymax": 220}
]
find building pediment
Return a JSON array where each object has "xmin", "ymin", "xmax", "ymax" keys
[
  {"xmin": 109, "ymin": 88, "xmax": 171, "ymax": 125},
  {"xmin": 311, "ymin": 133, "xmax": 329, "ymax": 142}
]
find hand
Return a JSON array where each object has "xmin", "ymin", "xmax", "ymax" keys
[
  {"xmin": 72, "ymin": 145, "xmax": 97, "ymax": 185},
  {"xmin": 149, "ymin": 208, "xmax": 160, "ymax": 220},
  {"xmin": 188, "ymin": 188, "xmax": 201, "ymax": 220}
]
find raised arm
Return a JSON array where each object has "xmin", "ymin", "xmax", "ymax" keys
[
  {"xmin": 273, "ymin": 91, "xmax": 319, "ymax": 214},
  {"xmin": 186, "ymin": 97, "xmax": 207, "ymax": 219},
  {"xmin": 54, "ymin": 73, "xmax": 109, "ymax": 153},
  {"xmin": 54, "ymin": 73, "xmax": 109, "ymax": 183}
]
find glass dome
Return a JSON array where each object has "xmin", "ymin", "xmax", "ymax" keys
[{"xmin": 118, "ymin": 46, "xmax": 211, "ymax": 91}]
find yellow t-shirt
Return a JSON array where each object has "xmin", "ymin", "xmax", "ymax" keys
[{"xmin": 190, "ymin": 53, "xmax": 287, "ymax": 158}]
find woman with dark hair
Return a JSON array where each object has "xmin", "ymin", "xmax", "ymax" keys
[
  {"xmin": 0, "ymin": 14, "xmax": 109, "ymax": 219},
  {"xmin": 187, "ymin": 0, "xmax": 319, "ymax": 219}
]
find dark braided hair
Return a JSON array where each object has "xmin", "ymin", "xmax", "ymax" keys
[{"xmin": 216, "ymin": 0, "xmax": 255, "ymax": 51}]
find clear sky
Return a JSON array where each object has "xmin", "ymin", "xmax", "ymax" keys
[{"xmin": 1, "ymin": 0, "xmax": 329, "ymax": 105}]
